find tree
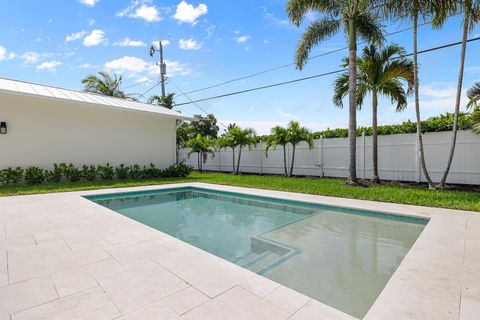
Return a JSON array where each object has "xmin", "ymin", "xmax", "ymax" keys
[
  {"xmin": 384, "ymin": 0, "xmax": 451, "ymax": 188},
  {"xmin": 191, "ymin": 114, "xmax": 220, "ymax": 138},
  {"xmin": 467, "ymin": 82, "xmax": 480, "ymax": 134},
  {"xmin": 216, "ymin": 124, "xmax": 238, "ymax": 174},
  {"xmin": 229, "ymin": 127, "xmax": 257, "ymax": 175},
  {"xmin": 439, "ymin": 1, "xmax": 480, "ymax": 187},
  {"xmin": 286, "ymin": 121, "xmax": 314, "ymax": 177},
  {"xmin": 286, "ymin": 0, "xmax": 384, "ymax": 185},
  {"xmin": 148, "ymin": 93, "xmax": 176, "ymax": 109},
  {"xmin": 333, "ymin": 44, "xmax": 414, "ymax": 183},
  {"xmin": 186, "ymin": 134, "xmax": 215, "ymax": 172},
  {"xmin": 265, "ymin": 126, "xmax": 290, "ymax": 176},
  {"xmin": 81, "ymin": 71, "xmax": 126, "ymax": 98}
]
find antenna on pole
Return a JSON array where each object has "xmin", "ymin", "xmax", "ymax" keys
[{"xmin": 149, "ymin": 41, "xmax": 167, "ymax": 97}]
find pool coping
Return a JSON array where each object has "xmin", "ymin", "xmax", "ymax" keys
[{"xmin": 1, "ymin": 182, "xmax": 479, "ymax": 319}]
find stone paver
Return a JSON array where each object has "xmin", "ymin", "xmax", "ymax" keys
[{"xmin": 0, "ymin": 182, "xmax": 478, "ymax": 319}]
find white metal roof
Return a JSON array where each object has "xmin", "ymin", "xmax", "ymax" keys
[{"xmin": 0, "ymin": 77, "xmax": 193, "ymax": 120}]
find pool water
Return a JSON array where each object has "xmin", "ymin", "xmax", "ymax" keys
[{"xmin": 87, "ymin": 187, "xmax": 427, "ymax": 318}]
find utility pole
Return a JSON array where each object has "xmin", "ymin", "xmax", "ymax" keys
[{"xmin": 149, "ymin": 41, "xmax": 167, "ymax": 97}]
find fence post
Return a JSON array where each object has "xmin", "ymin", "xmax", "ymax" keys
[
  {"xmin": 415, "ymin": 136, "xmax": 421, "ymax": 182},
  {"xmin": 319, "ymin": 136, "xmax": 324, "ymax": 177},
  {"xmin": 259, "ymin": 141, "xmax": 263, "ymax": 175},
  {"xmin": 362, "ymin": 132, "xmax": 366, "ymax": 180}
]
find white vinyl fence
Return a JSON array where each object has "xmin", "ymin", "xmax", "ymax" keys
[{"xmin": 178, "ymin": 130, "xmax": 480, "ymax": 185}]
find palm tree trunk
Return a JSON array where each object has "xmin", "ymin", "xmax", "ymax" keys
[
  {"xmin": 236, "ymin": 147, "xmax": 242, "ymax": 175},
  {"xmin": 372, "ymin": 91, "xmax": 380, "ymax": 183},
  {"xmin": 413, "ymin": 14, "xmax": 434, "ymax": 188},
  {"xmin": 347, "ymin": 18, "xmax": 358, "ymax": 185},
  {"xmin": 439, "ymin": 17, "xmax": 469, "ymax": 188},
  {"xmin": 283, "ymin": 145, "xmax": 288, "ymax": 177},
  {"xmin": 232, "ymin": 147, "xmax": 235, "ymax": 174},
  {"xmin": 289, "ymin": 145, "xmax": 296, "ymax": 177}
]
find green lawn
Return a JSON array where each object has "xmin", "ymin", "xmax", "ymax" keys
[{"xmin": 1, "ymin": 172, "xmax": 479, "ymax": 212}]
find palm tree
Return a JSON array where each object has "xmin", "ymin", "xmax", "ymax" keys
[
  {"xmin": 467, "ymin": 82, "xmax": 480, "ymax": 134},
  {"xmin": 286, "ymin": 0, "xmax": 384, "ymax": 185},
  {"xmin": 230, "ymin": 127, "xmax": 257, "ymax": 175},
  {"xmin": 216, "ymin": 125, "xmax": 238, "ymax": 174},
  {"xmin": 148, "ymin": 93, "xmax": 176, "ymax": 109},
  {"xmin": 439, "ymin": 1, "xmax": 480, "ymax": 187},
  {"xmin": 81, "ymin": 71, "xmax": 126, "ymax": 98},
  {"xmin": 265, "ymin": 126, "xmax": 290, "ymax": 176},
  {"xmin": 333, "ymin": 44, "xmax": 414, "ymax": 183},
  {"xmin": 186, "ymin": 134, "xmax": 215, "ymax": 172},
  {"xmin": 384, "ymin": 1, "xmax": 452, "ymax": 188},
  {"xmin": 287, "ymin": 121, "xmax": 314, "ymax": 177}
]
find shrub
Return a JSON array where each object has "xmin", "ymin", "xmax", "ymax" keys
[
  {"xmin": 1, "ymin": 167, "xmax": 24, "ymax": 185},
  {"xmin": 129, "ymin": 164, "xmax": 143, "ymax": 179},
  {"xmin": 64, "ymin": 164, "xmax": 82, "ymax": 182},
  {"xmin": 142, "ymin": 163, "xmax": 162, "ymax": 179},
  {"xmin": 24, "ymin": 167, "xmax": 45, "ymax": 185},
  {"xmin": 115, "ymin": 164, "xmax": 129, "ymax": 180},
  {"xmin": 163, "ymin": 162, "xmax": 193, "ymax": 178},
  {"xmin": 45, "ymin": 163, "xmax": 65, "ymax": 183},
  {"xmin": 82, "ymin": 165, "xmax": 97, "ymax": 182},
  {"xmin": 98, "ymin": 163, "xmax": 114, "ymax": 180}
]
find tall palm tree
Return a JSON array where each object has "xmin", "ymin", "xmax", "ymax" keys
[
  {"xmin": 230, "ymin": 127, "xmax": 257, "ymax": 175},
  {"xmin": 265, "ymin": 126, "xmax": 290, "ymax": 176},
  {"xmin": 467, "ymin": 82, "xmax": 480, "ymax": 134},
  {"xmin": 81, "ymin": 71, "xmax": 126, "ymax": 98},
  {"xmin": 439, "ymin": 1, "xmax": 480, "ymax": 187},
  {"xmin": 286, "ymin": 0, "xmax": 384, "ymax": 185},
  {"xmin": 384, "ymin": 0, "xmax": 452, "ymax": 188},
  {"xmin": 333, "ymin": 44, "xmax": 414, "ymax": 183},
  {"xmin": 148, "ymin": 93, "xmax": 176, "ymax": 109},
  {"xmin": 287, "ymin": 121, "xmax": 314, "ymax": 177},
  {"xmin": 216, "ymin": 124, "xmax": 238, "ymax": 174},
  {"xmin": 186, "ymin": 134, "xmax": 215, "ymax": 172}
]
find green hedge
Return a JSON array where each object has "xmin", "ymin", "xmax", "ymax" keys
[{"xmin": 0, "ymin": 162, "xmax": 193, "ymax": 186}]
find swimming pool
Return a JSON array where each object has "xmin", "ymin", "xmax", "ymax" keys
[{"xmin": 87, "ymin": 187, "xmax": 428, "ymax": 318}]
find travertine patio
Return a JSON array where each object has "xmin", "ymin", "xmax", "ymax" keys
[{"xmin": 0, "ymin": 182, "xmax": 478, "ymax": 319}]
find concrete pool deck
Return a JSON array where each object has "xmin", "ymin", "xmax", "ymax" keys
[{"xmin": 0, "ymin": 182, "xmax": 478, "ymax": 319}]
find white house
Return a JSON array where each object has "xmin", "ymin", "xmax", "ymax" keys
[{"xmin": 0, "ymin": 77, "xmax": 192, "ymax": 170}]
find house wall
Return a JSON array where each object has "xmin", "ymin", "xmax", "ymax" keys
[
  {"xmin": 0, "ymin": 93, "xmax": 177, "ymax": 169},
  {"xmin": 179, "ymin": 130, "xmax": 480, "ymax": 185}
]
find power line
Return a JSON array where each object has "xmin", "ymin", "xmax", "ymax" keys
[
  {"xmin": 132, "ymin": 81, "xmax": 161, "ymax": 101},
  {"xmin": 175, "ymin": 36, "xmax": 480, "ymax": 107},
  {"xmin": 176, "ymin": 16, "xmax": 459, "ymax": 98}
]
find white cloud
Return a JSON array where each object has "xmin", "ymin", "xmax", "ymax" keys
[
  {"xmin": 417, "ymin": 84, "xmax": 467, "ymax": 111},
  {"xmin": 83, "ymin": 29, "xmax": 107, "ymax": 47},
  {"xmin": 236, "ymin": 35, "xmax": 250, "ymax": 44},
  {"xmin": 151, "ymin": 39, "xmax": 170, "ymax": 47},
  {"xmin": 7, "ymin": 52, "xmax": 16, "ymax": 60},
  {"xmin": 36, "ymin": 60, "xmax": 62, "ymax": 71},
  {"xmin": 104, "ymin": 56, "xmax": 192, "ymax": 78},
  {"xmin": 78, "ymin": 63, "xmax": 93, "ymax": 68},
  {"xmin": 276, "ymin": 108, "xmax": 299, "ymax": 120},
  {"xmin": 87, "ymin": 19, "xmax": 95, "ymax": 26},
  {"xmin": 21, "ymin": 51, "xmax": 41, "ymax": 64},
  {"xmin": 261, "ymin": 6, "xmax": 289, "ymax": 26},
  {"xmin": 65, "ymin": 31, "xmax": 87, "ymax": 42},
  {"xmin": 466, "ymin": 66, "xmax": 480, "ymax": 74},
  {"xmin": 178, "ymin": 38, "xmax": 201, "ymax": 50},
  {"xmin": 173, "ymin": 1, "xmax": 207, "ymax": 25},
  {"xmin": 117, "ymin": 2, "xmax": 161, "ymax": 23},
  {"xmin": 114, "ymin": 37, "xmax": 146, "ymax": 47},
  {"xmin": 0, "ymin": 46, "xmax": 6, "ymax": 61},
  {"xmin": 78, "ymin": 0, "xmax": 99, "ymax": 7}
]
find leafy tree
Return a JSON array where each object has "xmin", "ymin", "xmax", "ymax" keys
[
  {"xmin": 286, "ymin": 121, "xmax": 314, "ymax": 177},
  {"xmin": 186, "ymin": 134, "xmax": 215, "ymax": 172},
  {"xmin": 176, "ymin": 122, "xmax": 193, "ymax": 148},
  {"xmin": 440, "ymin": 1, "xmax": 480, "ymax": 187},
  {"xmin": 148, "ymin": 93, "xmax": 176, "ymax": 109},
  {"xmin": 286, "ymin": 0, "xmax": 384, "ymax": 185},
  {"xmin": 333, "ymin": 44, "xmax": 414, "ymax": 183},
  {"xmin": 229, "ymin": 127, "xmax": 257, "ymax": 175},
  {"xmin": 265, "ymin": 126, "xmax": 290, "ymax": 176},
  {"xmin": 191, "ymin": 114, "xmax": 220, "ymax": 138},
  {"xmin": 216, "ymin": 124, "xmax": 239, "ymax": 174},
  {"xmin": 81, "ymin": 71, "xmax": 126, "ymax": 98}
]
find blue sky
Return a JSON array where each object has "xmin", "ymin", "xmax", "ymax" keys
[{"xmin": 1, "ymin": 0, "xmax": 479, "ymax": 134}]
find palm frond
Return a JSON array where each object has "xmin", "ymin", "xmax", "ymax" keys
[
  {"xmin": 467, "ymin": 82, "xmax": 480, "ymax": 109},
  {"xmin": 286, "ymin": 0, "xmax": 341, "ymax": 26}
]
